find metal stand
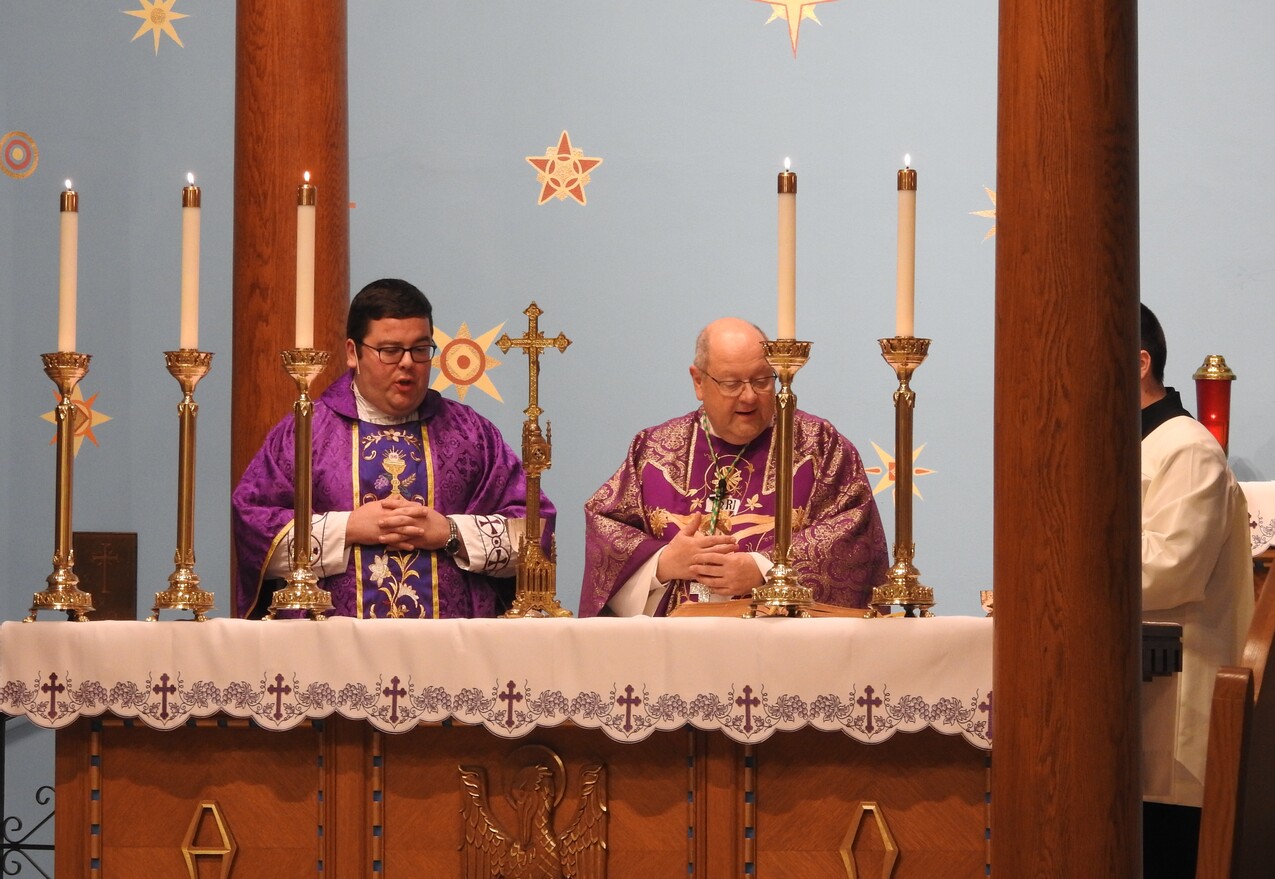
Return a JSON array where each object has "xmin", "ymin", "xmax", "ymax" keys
[
  {"xmin": 745, "ymin": 339, "xmax": 814, "ymax": 618},
  {"xmin": 149, "ymin": 350, "xmax": 215, "ymax": 621},
  {"xmin": 26, "ymin": 352, "xmax": 94, "ymax": 622},
  {"xmin": 868, "ymin": 336, "xmax": 935, "ymax": 617},
  {"xmin": 267, "ymin": 348, "xmax": 334, "ymax": 620}
]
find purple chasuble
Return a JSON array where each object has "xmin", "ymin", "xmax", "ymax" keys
[
  {"xmin": 232, "ymin": 371, "xmax": 553, "ymax": 618},
  {"xmin": 580, "ymin": 409, "xmax": 888, "ymax": 616}
]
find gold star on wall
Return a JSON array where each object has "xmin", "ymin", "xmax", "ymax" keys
[
  {"xmin": 431, "ymin": 322, "xmax": 505, "ymax": 402},
  {"xmin": 124, "ymin": 0, "xmax": 188, "ymax": 55},
  {"xmin": 526, "ymin": 131, "xmax": 603, "ymax": 206},
  {"xmin": 757, "ymin": 0, "xmax": 840, "ymax": 57},
  {"xmin": 41, "ymin": 386, "xmax": 112, "ymax": 458},
  {"xmin": 864, "ymin": 441, "xmax": 935, "ymax": 499},
  {"xmin": 971, "ymin": 186, "xmax": 997, "ymax": 240}
]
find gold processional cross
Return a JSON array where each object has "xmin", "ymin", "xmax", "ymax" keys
[{"xmin": 496, "ymin": 302, "xmax": 572, "ymax": 617}]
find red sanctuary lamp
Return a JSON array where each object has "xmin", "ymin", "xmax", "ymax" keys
[{"xmin": 1194, "ymin": 354, "xmax": 1236, "ymax": 454}]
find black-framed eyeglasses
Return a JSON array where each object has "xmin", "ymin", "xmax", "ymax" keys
[
  {"xmin": 359, "ymin": 342, "xmax": 438, "ymax": 364},
  {"xmin": 702, "ymin": 372, "xmax": 777, "ymax": 397}
]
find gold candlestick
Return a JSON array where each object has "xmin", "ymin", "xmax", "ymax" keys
[
  {"xmin": 149, "ymin": 350, "xmax": 216, "ymax": 621},
  {"xmin": 496, "ymin": 302, "xmax": 573, "ymax": 618},
  {"xmin": 745, "ymin": 338, "xmax": 814, "ymax": 618},
  {"xmin": 27, "ymin": 351, "xmax": 95, "ymax": 622},
  {"xmin": 267, "ymin": 348, "xmax": 334, "ymax": 620},
  {"xmin": 869, "ymin": 336, "xmax": 935, "ymax": 617}
]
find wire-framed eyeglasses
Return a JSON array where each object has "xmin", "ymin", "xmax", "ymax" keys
[
  {"xmin": 702, "ymin": 372, "xmax": 777, "ymax": 397},
  {"xmin": 360, "ymin": 342, "xmax": 438, "ymax": 364}
]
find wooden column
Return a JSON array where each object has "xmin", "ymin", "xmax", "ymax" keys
[
  {"xmin": 232, "ymin": 0, "xmax": 349, "ymax": 487},
  {"xmin": 993, "ymin": 0, "xmax": 1141, "ymax": 876}
]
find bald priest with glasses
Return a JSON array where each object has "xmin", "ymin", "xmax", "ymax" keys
[
  {"xmin": 579, "ymin": 317, "xmax": 887, "ymax": 616},
  {"xmin": 233, "ymin": 278, "xmax": 553, "ymax": 619}
]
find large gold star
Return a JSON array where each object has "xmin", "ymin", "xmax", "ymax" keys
[
  {"xmin": 41, "ymin": 386, "xmax": 112, "ymax": 458},
  {"xmin": 431, "ymin": 322, "xmax": 505, "ymax": 402},
  {"xmin": 526, "ymin": 131, "xmax": 603, "ymax": 206},
  {"xmin": 756, "ymin": 0, "xmax": 840, "ymax": 57},
  {"xmin": 123, "ymin": 0, "xmax": 188, "ymax": 55},
  {"xmin": 970, "ymin": 186, "xmax": 997, "ymax": 240},
  {"xmin": 864, "ymin": 440, "xmax": 934, "ymax": 499}
]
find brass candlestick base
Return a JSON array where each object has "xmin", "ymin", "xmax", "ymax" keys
[
  {"xmin": 150, "ymin": 350, "xmax": 216, "ymax": 622},
  {"xmin": 745, "ymin": 339, "xmax": 814, "ymax": 619},
  {"xmin": 868, "ymin": 336, "xmax": 935, "ymax": 618},
  {"xmin": 267, "ymin": 348, "xmax": 334, "ymax": 621},
  {"xmin": 27, "ymin": 352, "xmax": 95, "ymax": 622}
]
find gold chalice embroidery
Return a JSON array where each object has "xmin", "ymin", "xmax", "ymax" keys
[{"xmin": 382, "ymin": 449, "xmax": 407, "ymax": 499}]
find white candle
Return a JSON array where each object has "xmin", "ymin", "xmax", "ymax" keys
[
  {"xmin": 896, "ymin": 155, "xmax": 917, "ymax": 337},
  {"xmin": 180, "ymin": 173, "xmax": 201, "ymax": 349},
  {"xmin": 58, "ymin": 181, "xmax": 79, "ymax": 352},
  {"xmin": 295, "ymin": 171, "xmax": 317, "ymax": 348},
  {"xmin": 777, "ymin": 158, "xmax": 797, "ymax": 339}
]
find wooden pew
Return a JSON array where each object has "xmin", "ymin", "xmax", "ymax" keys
[{"xmin": 1195, "ymin": 566, "xmax": 1275, "ymax": 877}]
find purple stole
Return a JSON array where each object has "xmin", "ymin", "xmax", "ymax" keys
[{"xmin": 351, "ymin": 421, "xmax": 442, "ymax": 618}]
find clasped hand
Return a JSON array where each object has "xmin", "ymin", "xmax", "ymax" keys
[
  {"xmin": 656, "ymin": 512, "xmax": 763, "ymax": 597},
  {"xmin": 345, "ymin": 495, "xmax": 450, "ymax": 551}
]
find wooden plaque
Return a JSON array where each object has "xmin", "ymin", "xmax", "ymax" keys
[{"xmin": 72, "ymin": 531, "xmax": 137, "ymax": 620}]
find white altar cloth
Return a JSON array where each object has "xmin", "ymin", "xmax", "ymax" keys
[{"xmin": 0, "ymin": 616, "xmax": 993, "ymax": 748}]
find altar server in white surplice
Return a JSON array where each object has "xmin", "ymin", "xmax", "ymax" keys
[{"xmin": 1139, "ymin": 304, "xmax": 1253, "ymax": 879}]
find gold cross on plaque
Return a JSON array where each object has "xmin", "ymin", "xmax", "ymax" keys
[{"xmin": 496, "ymin": 302, "xmax": 570, "ymax": 423}]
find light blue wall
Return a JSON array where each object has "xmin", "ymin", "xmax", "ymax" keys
[
  {"xmin": 1, "ymin": 0, "xmax": 1273, "ymax": 864},
  {"xmin": 346, "ymin": 1, "xmax": 1000, "ymax": 613}
]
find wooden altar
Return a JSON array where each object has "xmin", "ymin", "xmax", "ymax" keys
[{"xmin": 2, "ymin": 617, "xmax": 992, "ymax": 878}]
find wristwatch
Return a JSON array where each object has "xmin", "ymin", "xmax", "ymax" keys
[{"xmin": 443, "ymin": 517, "xmax": 462, "ymax": 556}]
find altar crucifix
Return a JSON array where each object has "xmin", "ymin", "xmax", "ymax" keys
[{"xmin": 496, "ymin": 302, "xmax": 572, "ymax": 617}]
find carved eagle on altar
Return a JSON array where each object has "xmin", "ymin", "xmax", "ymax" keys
[{"xmin": 459, "ymin": 758, "xmax": 607, "ymax": 879}]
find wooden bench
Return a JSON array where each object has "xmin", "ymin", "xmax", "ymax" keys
[{"xmin": 1195, "ymin": 565, "xmax": 1275, "ymax": 877}]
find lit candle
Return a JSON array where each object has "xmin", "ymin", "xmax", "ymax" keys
[
  {"xmin": 180, "ymin": 173, "xmax": 201, "ymax": 349},
  {"xmin": 896, "ymin": 155, "xmax": 917, "ymax": 337},
  {"xmin": 295, "ymin": 171, "xmax": 317, "ymax": 349},
  {"xmin": 58, "ymin": 180, "xmax": 79, "ymax": 352},
  {"xmin": 777, "ymin": 158, "xmax": 797, "ymax": 339}
]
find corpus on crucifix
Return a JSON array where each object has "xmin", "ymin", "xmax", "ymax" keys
[{"xmin": 496, "ymin": 302, "xmax": 572, "ymax": 617}]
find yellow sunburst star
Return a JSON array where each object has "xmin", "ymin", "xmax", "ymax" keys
[
  {"xmin": 864, "ymin": 440, "xmax": 934, "ymax": 499},
  {"xmin": 756, "ymin": 0, "xmax": 840, "ymax": 57},
  {"xmin": 526, "ymin": 131, "xmax": 603, "ymax": 206},
  {"xmin": 431, "ymin": 322, "xmax": 505, "ymax": 402},
  {"xmin": 41, "ymin": 386, "xmax": 112, "ymax": 458},
  {"xmin": 124, "ymin": 0, "xmax": 188, "ymax": 55},
  {"xmin": 970, "ymin": 186, "xmax": 997, "ymax": 240}
]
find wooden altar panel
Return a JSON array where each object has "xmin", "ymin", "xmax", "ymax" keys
[
  {"xmin": 380, "ymin": 725, "xmax": 698, "ymax": 877},
  {"xmin": 55, "ymin": 717, "xmax": 986, "ymax": 878},
  {"xmin": 57, "ymin": 719, "xmax": 327, "ymax": 879},
  {"xmin": 754, "ymin": 729, "xmax": 989, "ymax": 878}
]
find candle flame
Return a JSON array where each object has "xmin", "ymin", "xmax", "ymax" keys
[
  {"xmin": 303, "ymin": 170, "xmax": 311, "ymax": 183},
  {"xmin": 784, "ymin": 157, "xmax": 791, "ymax": 172},
  {"xmin": 187, "ymin": 172, "xmax": 195, "ymax": 185},
  {"xmin": 64, "ymin": 179, "xmax": 72, "ymax": 190},
  {"xmin": 904, "ymin": 153, "xmax": 911, "ymax": 169}
]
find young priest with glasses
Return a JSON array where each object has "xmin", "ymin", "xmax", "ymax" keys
[{"xmin": 233, "ymin": 278, "xmax": 552, "ymax": 619}]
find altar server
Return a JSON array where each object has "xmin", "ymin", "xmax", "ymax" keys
[{"xmin": 1139, "ymin": 303, "xmax": 1253, "ymax": 876}]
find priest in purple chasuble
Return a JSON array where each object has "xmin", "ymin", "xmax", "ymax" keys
[
  {"xmin": 580, "ymin": 318, "xmax": 888, "ymax": 616},
  {"xmin": 233, "ymin": 279, "xmax": 553, "ymax": 619}
]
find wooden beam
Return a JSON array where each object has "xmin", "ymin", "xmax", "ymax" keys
[
  {"xmin": 231, "ymin": 0, "xmax": 350, "ymax": 489},
  {"xmin": 993, "ymin": 0, "xmax": 1142, "ymax": 874}
]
